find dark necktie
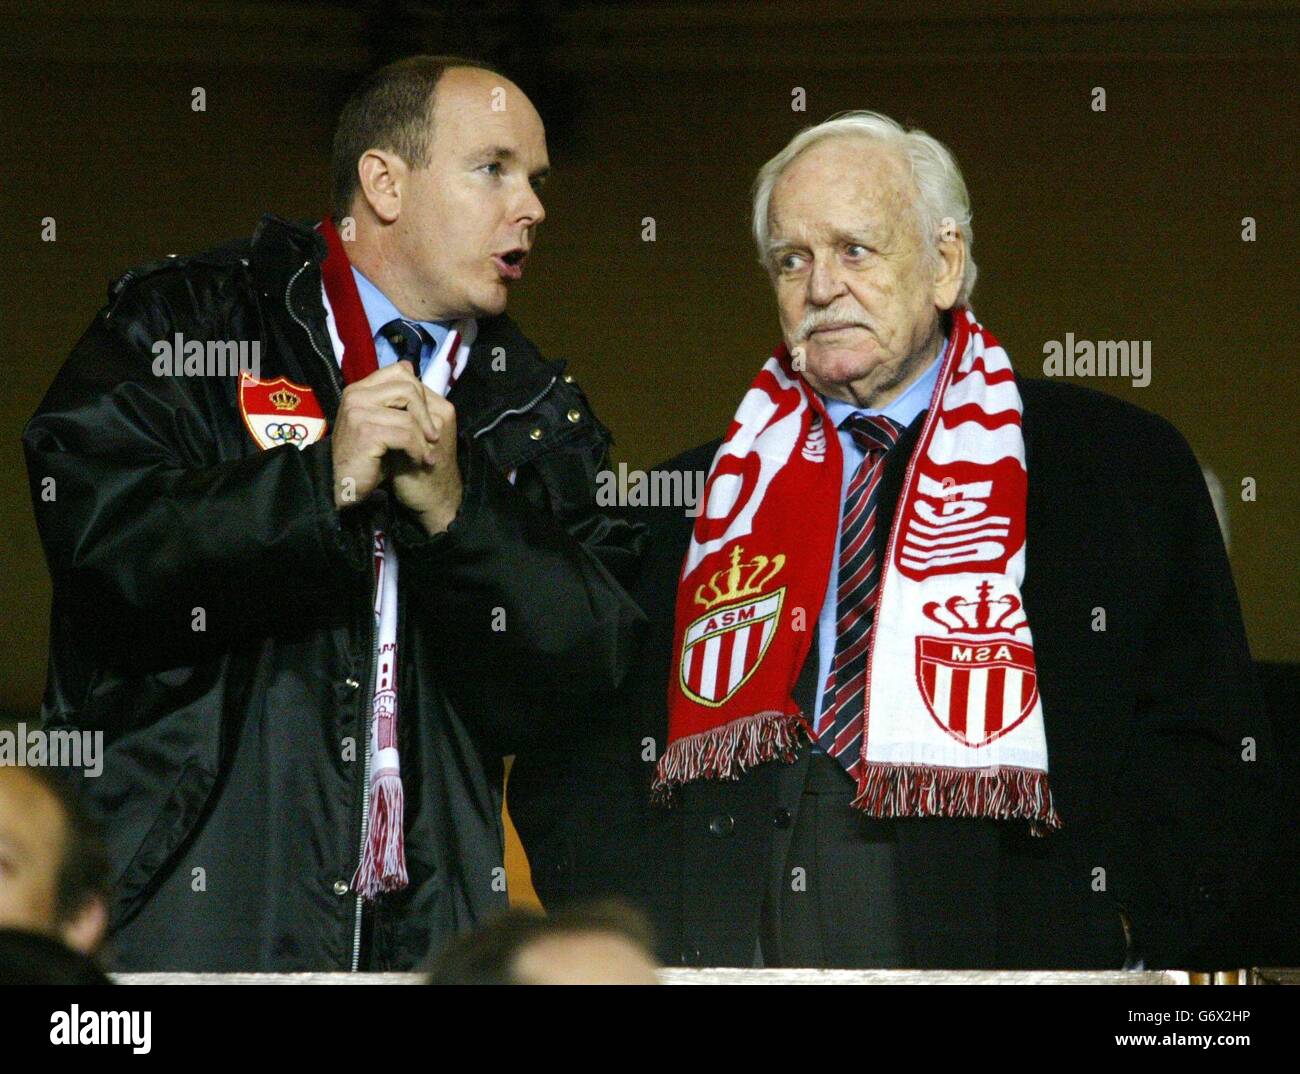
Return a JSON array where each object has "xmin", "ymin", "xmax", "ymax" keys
[
  {"xmin": 814, "ymin": 413, "xmax": 906, "ymax": 779},
  {"xmin": 380, "ymin": 318, "xmax": 434, "ymax": 375}
]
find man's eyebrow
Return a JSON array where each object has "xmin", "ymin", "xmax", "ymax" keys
[
  {"xmin": 834, "ymin": 226, "xmax": 882, "ymax": 245},
  {"xmin": 765, "ymin": 227, "xmax": 880, "ymax": 259},
  {"xmin": 469, "ymin": 144, "xmax": 516, "ymax": 163}
]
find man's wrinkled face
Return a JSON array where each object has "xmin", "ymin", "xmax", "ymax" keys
[
  {"xmin": 0, "ymin": 767, "xmax": 65, "ymax": 938},
  {"xmin": 397, "ymin": 67, "xmax": 549, "ymax": 319},
  {"xmin": 766, "ymin": 137, "xmax": 945, "ymax": 404}
]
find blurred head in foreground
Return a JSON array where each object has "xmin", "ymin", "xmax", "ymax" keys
[
  {"xmin": 0, "ymin": 927, "xmax": 111, "ymax": 985},
  {"xmin": 0, "ymin": 757, "xmax": 111, "ymax": 958},
  {"xmin": 428, "ymin": 900, "xmax": 660, "ymax": 985}
]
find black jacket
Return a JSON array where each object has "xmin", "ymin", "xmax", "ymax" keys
[
  {"xmin": 511, "ymin": 376, "xmax": 1276, "ymax": 970},
  {"xmin": 22, "ymin": 214, "xmax": 644, "ymax": 972}
]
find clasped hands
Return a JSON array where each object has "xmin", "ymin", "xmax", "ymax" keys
[{"xmin": 331, "ymin": 362, "xmax": 461, "ymax": 535}]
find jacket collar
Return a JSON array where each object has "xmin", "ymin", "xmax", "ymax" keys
[{"xmin": 249, "ymin": 213, "xmax": 326, "ymax": 300}]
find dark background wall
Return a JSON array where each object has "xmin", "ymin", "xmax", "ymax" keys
[{"xmin": 3, "ymin": 4, "xmax": 1295, "ymax": 716}]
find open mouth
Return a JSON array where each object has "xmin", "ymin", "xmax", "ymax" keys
[{"xmin": 492, "ymin": 248, "xmax": 528, "ymax": 280}]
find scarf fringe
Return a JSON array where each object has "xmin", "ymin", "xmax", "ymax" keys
[
  {"xmin": 651, "ymin": 712, "xmax": 808, "ymax": 806},
  {"xmin": 351, "ymin": 773, "xmax": 409, "ymax": 898},
  {"xmin": 852, "ymin": 762, "xmax": 1062, "ymax": 837}
]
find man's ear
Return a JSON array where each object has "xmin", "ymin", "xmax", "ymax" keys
[
  {"xmin": 60, "ymin": 896, "xmax": 109, "ymax": 956},
  {"xmin": 932, "ymin": 222, "xmax": 967, "ymax": 310},
  {"xmin": 356, "ymin": 149, "xmax": 408, "ymax": 225}
]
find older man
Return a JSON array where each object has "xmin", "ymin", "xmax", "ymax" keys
[
  {"xmin": 23, "ymin": 55, "xmax": 643, "ymax": 971},
  {"xmin": 511, "ymin": 111, "xmax": 1274, "ymax": 970}
]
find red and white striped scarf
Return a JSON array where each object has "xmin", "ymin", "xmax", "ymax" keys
[
  {"xmin": 318, "ymin": 218, "xmax": 477, "ymax": 896},
  {"xmin": 653, "ymin": 308, "xmax": 1061, "ymax": 835}
]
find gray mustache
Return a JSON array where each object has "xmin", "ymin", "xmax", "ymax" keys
[{"xmin": 795, "ymin": 316, "xmax": 871, "ymax": 341}]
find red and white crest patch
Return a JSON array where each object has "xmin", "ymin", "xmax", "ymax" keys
[
  {"xmin": 680, "ymin": 588, "xmax": 785, "ymax": 708},
  {"xmin": 238, "ymin": 372, "xmax": 327, "ymax": 451},
  {"xmin": 915, "ymin": 635, "xmax": 1038, "ymax": 747}
]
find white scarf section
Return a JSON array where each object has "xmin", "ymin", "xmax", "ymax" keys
[
  {"xmin": 322, "ymin": 285, "xmax": 478, "ymax": 896},
  {"xmin": 855, "ymin": 308, "xmax": 1059, "ymax": 834}
]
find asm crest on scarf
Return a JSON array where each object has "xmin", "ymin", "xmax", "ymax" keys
[
  {"xmin": 238, "ymin": 372, "xmax": 327, "ymax": 451},
  {"xmin": 680, "ymin": 545, "xmax": 786, "ymax": 707},
  {"xmin": 916, "ymin": 581, "xmax": 1039, "ymax": 748}
]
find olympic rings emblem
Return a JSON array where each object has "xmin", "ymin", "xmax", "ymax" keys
[{"xmin": 265, "ymin": 422, "xmax": 309, "ymax": 444}]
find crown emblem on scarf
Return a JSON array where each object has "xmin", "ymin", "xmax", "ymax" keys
[
  {"xmin": 694, "ymin": 545, "xmax": 786, "ymax": 610},
  {"xmin": 269, "ymin": 388, "xmax": 301, "ymax": 411},
  {"xmin": 922, "ymin": 581, "xmax": 1027, "ymax": 635}
]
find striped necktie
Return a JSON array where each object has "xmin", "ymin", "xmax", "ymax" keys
[
  {"xmin": 814, "ymin": 412, "xmax": 906, "ymax": 779},
  {"xmin": 380, "ymin": 318, "xmax": 435, "ymax": 375}
]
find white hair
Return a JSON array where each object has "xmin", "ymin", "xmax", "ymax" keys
[{"xmin": 751, "ymin": 110, "xmax": 977, "ymax": 305}]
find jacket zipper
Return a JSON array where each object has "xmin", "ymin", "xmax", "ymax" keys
[
  {"xmin": 350, "ymin": 623, "xmax": 378, "ymax": 972},
  {"xmin": 285, "ymin": 261, "xmax": 345, "ymax": 397},
  {"xmin": 285, "ymin": 259, "xmax": 374, "ymax": 972},
  {"xmin": 470, "ymin": 375, "xmax": 557, "ymax": 439}
]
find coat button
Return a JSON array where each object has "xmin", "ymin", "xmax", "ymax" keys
[
  {"xmin": 332, "ymin": 880, "xmax": 349, "ymax": 896},
  {"xmin": 708, "ymin": 813, "xmax": 734, "ymax": 837},
  {"xmin": 773, "ymin": 807, "xmax": 792, "ymax": 829},
  {"xmin": 679, "ymin": 943, "xmax": 701, "ymax": 965},
  {"xmin": 562, "ymin": 374, "xmax": 575, "ymax": 383},
  {"xmin": 566, "ymin": 408, "xmax": 581, "ymax": 423},
  {"xmin": 529, "ymin": 427, "xmax": 543, "ymax": 441}
]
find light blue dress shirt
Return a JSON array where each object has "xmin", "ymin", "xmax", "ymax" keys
[
  {"xmin": 349, "ymin": 267, "xmax": 453, "ymax": 376},
  {"xmin": 809, "ymin": 337, "xmax": 947, "ymax": 731}
]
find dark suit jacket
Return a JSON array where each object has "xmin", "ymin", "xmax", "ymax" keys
[{"xmin": 511, "ymin": 376, "xmax": 1276, "ymax": 970}]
